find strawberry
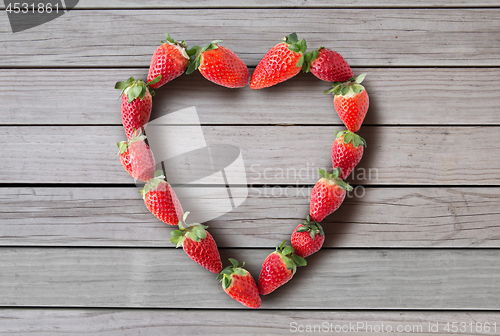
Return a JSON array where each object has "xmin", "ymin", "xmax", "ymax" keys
[
  {"xmin": 115, "ymin": 77, "xmax": 159, "ymax": 139},
  {"xmin": 171, "ymin": 212, "xmax": 222, "ymax": 273},
  {"xmin": 186, "ymin": 40, "xmax": 249, "ymax": 88},
  {"xmin": 331, "ymin": 130, "xmax": 366, "ymax": 180},
  {"xmin": 291, "ymin": 216, "xmax": 325, "ymax": 258},
  {"xmin": 117, "ymin": 129, "xmax": 155, "ymax": 182},
  {"xmin": 310, "ymin": 168, "xmax": 353, "ymax": 223},
  {"xmin": 324, "ymin": 73, "xmax": 369, "ymax": 133},
  {"xmin": 250, "ymin": 33, "xmax": 307, "ymax": 89},
  {"xmin": 141, "ymin": 170, "xmax": 183, "ymax": 226},
  {"xmin": 147, "ymin": 33, "xmax": 191, "ymax": 89},
  {"xmin": 303, "ymin": 47, "xmax": 353, "ymax": 82},
  {"xmin": 258, "ymin": 241, "xmax": 306, "ymax": 295},
  {"xmin": 217, "ymin": 259, "xmax": 261, "ymax": 308}
]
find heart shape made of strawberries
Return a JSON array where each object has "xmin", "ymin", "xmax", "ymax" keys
[{"xmin": 115, "ymin": 33, "xmax": 370, "ymax": 308}]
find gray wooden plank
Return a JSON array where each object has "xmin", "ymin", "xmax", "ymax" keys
[
  {"xmin": 2, "ymin": 68, "xmax": 500, "ymax": 126},
  {"xmin": 0, "ymin": 248, "xmax": 499, "ymax": 309},
  {"xmin": 1, "ymin": 126, "xmax": 499, "ymax": 185},
  {"xmin": 1, "ymin": 309, "xmax": 499, "ymax": 335},
  {"xmin": 1, "ymin": 187, "xmax": 500, "ymax": 248},
  {"xmin": 4, "ymin": 0, "xmax": 500, "ymax": 9},
  {"xmin": 2, "ymin": 9, "xmax": 500, "ymax": 67}
]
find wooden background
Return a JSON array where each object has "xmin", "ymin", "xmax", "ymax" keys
[{"xmin": 1, "ymin": 1, "xmax": 500, "ymax": 335}]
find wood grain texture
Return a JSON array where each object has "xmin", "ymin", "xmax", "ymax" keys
[
  {"xmin": 1, "ymin": 9, "xmax": 500, "ymax": 67},
  {"xmin": 4, "ymin": 0, "xmax": 500, "ymax": 9},
  {"xmin": 1, "ymin": 248, "xmax": 500, "ymax": 309},
  {"xmin": 1, "ymin": 309, "xmax": 499, "ymax": 335},
  {"xmin": 1, "ymin": 187, "xmax": 500, "ymax": 248},
  {"xmin": 1, "ymin": 126, "xmax": 499, "ymax": 185},
  {"xmin": 2, "ymin": 68, "xmax": 500, "ymax": 126},
  {"xmin": 1, "ymin": 0, "xmax": 499, "ymax": 327}
]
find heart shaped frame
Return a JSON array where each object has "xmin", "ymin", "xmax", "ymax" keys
[{"xmin": 115, "ymin": 33, "xmax": 370, "ymax": 309}]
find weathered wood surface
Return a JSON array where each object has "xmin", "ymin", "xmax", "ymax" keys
[
  {"xmin": 1, "ymin": 248, "xmax": 500, "ymax": 309},
  {"xmin": 2, "ymin": 9, "xmax": 500, "ymax": 67},
  {"xmin": 4, "ymin": 0, "xmax": 500, "ymax": 9},
  {"xmin": 1, "ymin": 0, "xmax": 499, "ymax": 330},
  {"xmin": 1, "ymin": 187, "xmax": 500, "ymax": 248},
  {"xmin": 1, "ymin": 126, "xmax": 498, "ymax": 185},
  {"xmin": 1, "ymin": 309, "xmax": 499, "ymax": 335},
  {"xmin": 2, "ymin": 68, "xmax": 500, "ymax": 126}
]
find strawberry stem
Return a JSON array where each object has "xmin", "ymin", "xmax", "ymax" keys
[
  {"xmin": 116, "ymin": 129, "xmax": 148, "ymax": 155},
  {"xmin": 323, "ymin": 73, "xmax": 367, "ymax": 96},
  {"xmin": 186, "ymin": 40, "xmax": 222, "ymax": 75},
  {"xmin": 318, "ymin": 168, "xmax": 353, "ymax": 192},
  {"xmin": 115, "ymin": 77, "xmax": 150, "ymax": 103},
  {"xmin": 170, "ymin": 212, "xmax": 209, "ymax": 247},
  {"xmin": 302, "ymin": 47, "xmax": 322, "ymax": 73},
  {"xmin": 335, "ymin": 130, "xmax": 367, "ymax": 148},
  {"xmin": 275, "ymin": 240, "xmax": 307, "ymax": 275},
  {"xmin": 217, "ymin": 259, "xmax": 248, "ymax": 289},
  {"xmin": 297, "ymin": 215, "xmax": 324, "ymax": 240},
  {"xmin": 282, "ymin": 32, "xmax": 308, "ymax": 68},
  {"xmin": 162, "ymin": 33, "xmax": 188, "ymax": 50},
  {"xmin": 140, "ymin": 170, "xmax": 166, "ymax": 196}
]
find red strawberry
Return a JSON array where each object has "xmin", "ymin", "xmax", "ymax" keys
[
  {"xmin": 310, "ymin": 168, "xmax": 353, "ymax": 223},
  {"xmin": 141, "ymin": 171, "xmax": 183, "ymax": 225},
  {"xmin": 186, "ymin": 40, "xmax": 249, "ymax": 88},
  {"xmin": 291, "ymin": 216, "xmax": 325, "ymax": 258},
  {"xmin": 147, "ymin": 34, "xmax": 190, "ymax": 89},
  {"xmin": 303, "ymin": 47, "xmax": 353, "ymax": 82},
  {"xmin": 217, "ymin": 259, "xmax": 261, "ymax": 308},
  {"xmin": 324, "ymin": 74, "xmax": 369, "ymax": 132},
  {"xmin": 250, "ymin": 33, "xmax": 307, "ymax": 89},
  {"xmin": 117, "ymin": 129, "xmax": 155, "ymax": 182},
  {"xmin": 170, "ymin": 212, "xmax": 222, "ymax": 273},
  {"xmin": 331, "ymin": 130, "xmax": 366, "ymax": 180},
  {"xmin": 115, "ymin": 77, "xmax": 157, "ymax": 139},
  {"xmin": 258, "ymin": 241, "xmax": 306, "ymax": 295}
]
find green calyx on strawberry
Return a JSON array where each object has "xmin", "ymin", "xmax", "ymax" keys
[
  {"xmin": 275, "ymin": 240, "xmax": 307, "ymax": 276},
  {"xmin": 318, "ymin": 167, "xmax": 353, "ymax": 192},
  {"xmin": 140, "ymin": 169, "xmax": 166, "ymax": 196},
  {"xmin": 324, "ymin": 73, "xmax": 366, "ymax": 96},
  {"xmin": 170, "ymin": 211, "xmax": 209, "ymax": 247},
  {"xmin": 283, "ymin": 32, "xmax": 308, "ymax": 68},
  {"xmin": 115, "ymin": 76, "xmax": 161, "ymax": 102},
  {"xmin": 185, "ymin": 40, "xmax": 222, "ymax": 75},
  {"xmin": 217, "ymin": 258, "xmax": 261, "ymax": 308},
  {"xmin": 301, "ymin": 47, "xmax": 321, "ymax": 73},
  {"xmin": 217, "ymin": 258, "xmax": 248, "ymax": 289},
  {"xmin": 258, "ymin": 240, "xmax": 307, "ymax": 295},
  {"xmin": 117, "ymin": 128, "xmax": 147, "ymax": 154},
  {"xmin": 292, "ymin": 215, "xmax": 325, "ymax": 258},
  {"xmin": 162, "ymin": 33, "xmax": 190, "ymax": 59},
  {"xmin": 296, "ymin": 215, "xmax": 324, "ymax": 240},
  {"xmin": 335, "ymin": 129, "xmax": 367, "ymax": 148},
  {"xmin": 171, "ymin": 211, "xmax": 222, "ymax": 273}
]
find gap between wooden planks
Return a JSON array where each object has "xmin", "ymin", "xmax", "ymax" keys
[
  {"xmin": 0, "ymin": 187, "xmax": 499, "ymax": 248},
  {"xmin": 0, "ymin": 247, "xmax": 499, "ymax": 309},
  {"xmin": 1, "ymin": 69, "xmax": 500, "ymax": 126},
  {"xmin": 1, "ymin": 9, "xmax": 500, "ymax": 67},
  {"xmin": 0, "ymin": 125, "xmax": 498, "ymax": 184},
  {"xmin": 0, "ymin": 309, "xmax": 499, "ymax": 335}
]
